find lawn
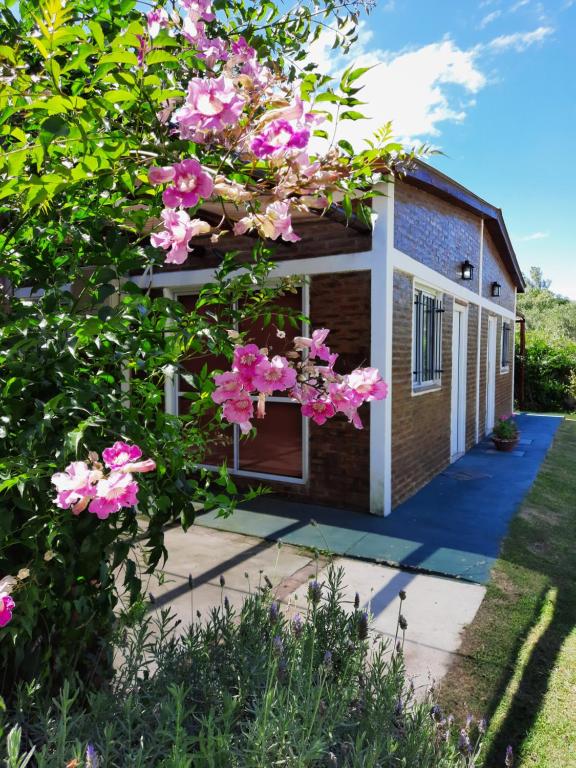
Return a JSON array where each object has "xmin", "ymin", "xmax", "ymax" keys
[{"xmin": 438, "ymin": 416, "xmax": 576, "ymax": 767}]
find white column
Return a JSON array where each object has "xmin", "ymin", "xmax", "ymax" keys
[
  {"xmin": 162, "ymin": 287, "xmax": 178, "ymax": 416},
  {"xmin": 475, "ymin": 220, "xmax": 484, "ymax": 443},
  {"xmin": 369, "ymin": 183, "xmax": 394, "ymax": 516}
]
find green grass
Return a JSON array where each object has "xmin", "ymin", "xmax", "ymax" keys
[{"xmin": 438, "ymin": 416, "xmax": 576, "ymax": 768}]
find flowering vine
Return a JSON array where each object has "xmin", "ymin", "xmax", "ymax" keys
[
  {"xmin": 51, "ymin": 443, "xmax": 156, "ymax": 520},
  {"xmin": 211, "ymin": 328, "xmax": 387, "ymax": 433}
]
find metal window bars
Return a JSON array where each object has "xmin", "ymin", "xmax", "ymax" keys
[
  {"xmin": 501, "ymin": 322, "xmax": 510, "ymax": 368},
  {"xmin": 413, "ymin": 291, "xmax": 444, "ymax": 386}
]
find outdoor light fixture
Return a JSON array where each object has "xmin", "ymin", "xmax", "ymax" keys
[
  {"xmin": 461, "ymin": 260, "xmax": 474, "ymax": 281},
  {"xmin": 492, "ymin": 282, "xmax": 502, "ymax": 297}
]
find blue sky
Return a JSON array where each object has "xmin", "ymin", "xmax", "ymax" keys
[{"xmin": 313, "ymin": 0, "xmax": 576, "ymax": 297}]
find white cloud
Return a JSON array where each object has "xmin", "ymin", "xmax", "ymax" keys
[
  {"xmin": 479, "ymin": 10, "xmax": 502, "ymax": 27},
  {"xmin": 308, "ymin": 28, "xmax": 486, "ymax": 146},
  {"xmin": 487, "ymin": 25, "xmax": 553, "ymax": 51},
  {"xmin": 307, "ymin": 21, "xmax": 553, "ymax": 148},
  {"xmin": 517, "ymin": 231, "xmax": 550, "ymax": 241},
  {"xmin": 510, "ymin": 0, "xmax": 530, "ymax": 11}
]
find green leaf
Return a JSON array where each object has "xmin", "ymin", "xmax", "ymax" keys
[
  {"xmin": 99, "ymin": 50, "xmax": 139, "ymax": 67},
  {"xmin": 145, "ymin": 50, "xmax": 179, "ymax": 66},
  {"xmin": 88, "ymin": 20, "xmax": 105, "ymax": 49}
]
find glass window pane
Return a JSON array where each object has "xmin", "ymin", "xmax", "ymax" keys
[
  {"xmin": 178, "ymin": 396, "xmax": 235, "ymax": 466},
  {"xmin": 239, "ymin": 289, "xmax": 302, "ymax": 356},
  {"xmin": 239, "ymin": 403, "xmax": 302, "ymax": 478}
]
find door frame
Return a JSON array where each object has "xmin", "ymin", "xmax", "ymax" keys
[
  {"xmin": 450, "ymin": 302, "xmax": 468, "ymax": 462},
  {"xmin": 486, "ymin": 315, "xmax": 497, "ymax": 434}
]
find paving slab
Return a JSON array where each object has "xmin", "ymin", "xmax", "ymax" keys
[
  {"xmin": 196, "ymin": 413, "xmax": 562, "ymax": 584},
  {"xmin": 154, "ymin": 526, "xmax": 486, "ymax": 688}
]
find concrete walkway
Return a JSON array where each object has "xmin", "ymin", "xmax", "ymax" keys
[
  {"xmin": 153, "ymin": 525, "xmax": 485, "ymax": 690},
  {"xmin": 195, "ymin": 414, "xmax": 562, "ymax": 584}
]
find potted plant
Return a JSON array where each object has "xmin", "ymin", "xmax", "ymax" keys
[{"xmin": 491, "ymin": 414, "xmax": 520, "ymax": 452}]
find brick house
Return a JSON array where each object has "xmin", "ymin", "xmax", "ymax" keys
[{"xmin": 135, "ymin": 161, "xmax": 525, "ymax": 516}]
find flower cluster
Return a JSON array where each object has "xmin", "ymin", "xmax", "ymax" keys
[
  {"xmin": 492, "ymin": 413, "xmax": 519, "ymax": 440},
  {"xmin": 211, "ymin": 328, "xmax": 387, "ymax": 433},
  {"xmin": 0, "ymin": 577, "xmax": 15, "ymax": 628},
  {"xmin": 51, "ymin": 442, "xmax": 156, "ymax": 520},
  {"xmin": 142, "ymin": 5, "xmax": 355, "ymax": 264}
]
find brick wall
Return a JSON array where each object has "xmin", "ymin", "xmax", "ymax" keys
[
  {"xmin": 244, "ymin": 270, "xmax": 372, "ymax": 510},
  {"xmin": 482, "ymin": 231, "xmax": 516, "ymax": 312},
  {"xmin": 391, "ymin": 270, "xmax": 453, "ymax": 507},
  {"xmin": 495, "ymin": 315, "xmax": 514, "ymax": 420},
  {"xmin": 394, "ymin": 182, "xmax": 482, "ymax": 293}
]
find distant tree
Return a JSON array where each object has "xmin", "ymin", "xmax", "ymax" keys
[{"xmin": 518, "ymin": 268, "xmax": 576, "ymax": 341}]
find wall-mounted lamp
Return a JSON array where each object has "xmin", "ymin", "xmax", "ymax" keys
[
  {"xmin": 491, "ymin": 282, "xmax": 502, "ymax": 297},
  {"xmin": 461, "ymin": 260, "xmax": 474, "ymax": 281}
]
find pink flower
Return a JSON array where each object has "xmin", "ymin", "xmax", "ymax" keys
[
  {"xmin": 181, "ymin": 0, "xmax": 214, "ymax": 22},
  {"xmin": 294, "ymin": 328, "xmax": 332, "ymax": 362},
  {"xmin": 198, "ymin": 36, "xmax": 229, "ymax": 68},
  {"xmin": 250, "ymin": 119, "xmax": 310, "ymax": 159},
  {"xmin": 151, "ymin": 209, "xmax": 210, "ymax": 264},
  {"xmin": 148, "ymin": 165, "xmax": 175, "ymax": 185},
  {"xmin": 328, "ymin": 382, "xmax": 364, "ymax": 429},
  {"xmin": 252, "ymin": 355, "xmax": 297, "ymax": 394},
  {"xmin": 102, "ymin": 441, "xmax": 142, "ymax": 469},
  {"xmin": 89, "ymin": 472, "xmax": 139, "ymax": 520},
  {"xmin": 162, "ymin": 158, "xmax": 214, "ymax": 208},
  {"xmin": 119, "ymin": 459, "xmax": 157, "ymax": 474},
  {"xmin": 233, "ymin": 344, "xmax": 266, "ymax": 388},
  {"xmin": 265, "ymin": 200, "xmax": 300, "ymax": 243},
  {"xmin": 51, "ymin": 461, "xmax": 99, "ymax": 513},
  {"xmin": 346, "ymin": 367, "xmax": 388, "ymax": 402},
  {"xmin": 222, "ymin": 392, "xmax": 254, "ymax": 434},
  {"xmin": 0, "ymin": 593, "xmax": 15, "ymax": 628},
  {"xmin": 301, "ymin": 396, "xmax": 336, "ymax": 425},
  {"xmin": 212, "ymin": 371, "xmax": 244, "ymax": 404},
  {"xmin": 146, "ymin": 7, "xmax": 169, "ymax": 38},
  {"xmin": 261, "ymin": 97, "xmax": 306, "ymax": 124},
  {"xmin": 173, "ymin": 75, "xmax": 245, "ymax": 137}
]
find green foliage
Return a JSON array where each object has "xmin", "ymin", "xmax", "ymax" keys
[
  {"xmin": 492, "ymin": 415, "xmax": 519, "ymax": 440},
  {"xmin": 519, "ymin": 333, "xmax": 576, "ymax": 412},
  {"xmin": 1, "ymin": 567, "xmax": 485, "ymax": 767},
  {"xmin": 518, "ymin": 268, "xmax": 576, "ymax": 342},
  {"xmin": 0, "ymin": 0, "xmax": 396, "ymax": 699}
]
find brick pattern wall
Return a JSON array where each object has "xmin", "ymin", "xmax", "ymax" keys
[
  {"xmin": 482, "ymin": 231, "xmax": 516, "ymax": 312},
  {"xmin": 478, "ymin": 311, "xmax": 488, "ymax": 437},
  {"xmin": 394, "ymin": 182, "xmax": 482, "ymax": 293},
  {"xmin": 243, "ymin": 271, "xmax": 372, "ymax": 510},
  {"xmin": 391, "ymin": 270, "xmax": 453, "ymax": 508},
  {"xmin": 495, "ymin": 315, "xmax": 514, "ymax": 420}
]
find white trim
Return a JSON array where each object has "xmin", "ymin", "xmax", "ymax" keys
[
  {"xmin": 130, "ymin": 251, "xmax": 374, "ymax": 292},
  {"xmin": 475, "ymin": 220, "xmax": 484, "ymax": 443},
  {"xmin": 486, "ymin": 315, "xmax": 497, "ymax": 434},
  {"xmin": 369, "ymin": 185, "xmax": 394, "ymax": 516},
  {"xmin": 511, "ymin": 287, "xmax": 517, "ymax": 408},
  {"xmin": 392, "ymin": 247, "xmax": 517, "ymax": 321},
  {"xmin": 162, "ymin": 286, "xmax": 178, "ymax": 416},
  {"xmin": 411, "ymin": 385, "xmax": 442, "ymax": 397},
  {"xmin": 450, "ymin": 302, "xmax": 468, "ymax": 461}
]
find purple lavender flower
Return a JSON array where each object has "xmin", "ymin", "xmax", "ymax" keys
[
  {"xmin": 86, "ymin": 744, "xmax": 99, "ymax": 768},
  {"xmin": 323, "ymin": 650, "xmax": 333, "ymax": 666},
  {"xmin": 272, "ymin": 635, "xmax": 284, "ymax": 655},
  {"xmin": 430, "ymin": 704, "xmax": 443, "ymax": 722},
  {"xmin": 292, "ymin": 612, "xmax": 303, "ymax": 637},
  {"xmin": 505, "ymin": 746, "xmax": 514, "ymax": 767},
  {"xmin": 224, "ymin": 595, "xmax": 230, "ymax": 611},
  {"xmin": 478, "ymin": 717, "xmax": 487, "ymax": 734},
  {"xmin": 466, "ymin": 714, "xmax": 474, "ymax": 730},
  {"xmin": 458, "ymin": 728, "xmax": 472, "ymax": 755},
  {"xmin": 354, "ymin": 592, "xmax": 360, "ymax": 609},
  {"xmin": 269, "ymin": 601, "xmax": 280, "ymax": 623},
  {"xmin": 308, "ymin": 580, "xmax": 321, "ymax": 604}
]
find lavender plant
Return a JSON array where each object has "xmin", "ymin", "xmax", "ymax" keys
[{"xmin": 2, "ymin": 566, "xmax": 490, "ymax": 767}]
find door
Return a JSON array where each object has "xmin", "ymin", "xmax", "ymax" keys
[
  {"xmin": 450, "ymin": 303, "xmax": 468, "ymax": 461},
  {"xmin": 486, "ymin": 316, "xmax": 497, "ymax": 434}
]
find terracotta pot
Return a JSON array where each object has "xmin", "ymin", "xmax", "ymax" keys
[{"xmin": 491, "ymin": 435, "xmax": 520, "ymax": 452}]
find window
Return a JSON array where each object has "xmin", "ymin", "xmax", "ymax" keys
[
  {"xmin": 413, "ymin": 287, "xmax": 444, "ymax": 389},
  {"xmin": 501, "ymin": 321, "xmax": 511, "ymax": 370},
  {"xmin": 175, "ymin": 287, "xmax": 307, "ymax": 483}
]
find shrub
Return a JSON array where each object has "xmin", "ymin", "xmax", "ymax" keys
[
  {"xmin": 518, "ymin": 333, "xmax": 576, "ymax": 412},
  {"xmin": 1, "ymin": 567, "xmax": 486, "ymax": 767}
]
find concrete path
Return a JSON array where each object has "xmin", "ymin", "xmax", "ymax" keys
[
  {"xmin": 195, "ymin": 413, "xmax": 562, "ymax": 583},
  {"xmin": 151, "ymin": 525, "xmax": 485, "ymax": 691}
]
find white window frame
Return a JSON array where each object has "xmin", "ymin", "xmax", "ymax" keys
[
  {"xmin": 173, "ymin": 281, "xmax": 310, "ymax": 485},
  {"xmin": 412, "ymin": 282, "xmax": 444, "ymax": 394},
  {"xmin": 500, "ymin": 319, "xmax": 511, "ymax": 373}
]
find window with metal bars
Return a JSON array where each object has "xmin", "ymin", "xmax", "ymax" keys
[
  {"xmin": 413, "ymin": 288, "xmax": 444, "ymax": 389},
  {"xmin": 501, "ymin": 321, "xmax": 511, "ymax": 369}
]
